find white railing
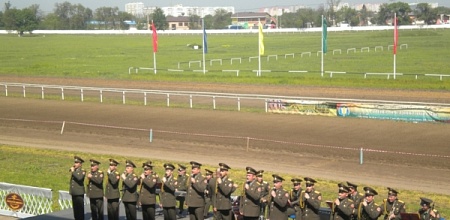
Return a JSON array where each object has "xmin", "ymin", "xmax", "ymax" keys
[{"xmin": 1, "ymin": 82, "xmax": 450, "ymax": 111}]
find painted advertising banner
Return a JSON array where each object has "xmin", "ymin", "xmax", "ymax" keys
[
  {"xmin": 336, "ymin": 103, "xmax": 450, "ymax": 123},
  {"xmin": 268, "ymin": 99, "xmax": 337, "ymax": 116}
]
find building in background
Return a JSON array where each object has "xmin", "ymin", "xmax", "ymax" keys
[
  {"xmin": 231, "ymin": 12, "xmax": 271, "ymax": 29},
  {"xmin": 125, "ymin": 2, "xmax": 145, "ymax": 17},
  {"xmin": 166, "ymin": 16, "xmax": 190, "ymax": 30},
  {"xmin": 126, "ymin": 3, "xmax": 234, "ymax": 18}
]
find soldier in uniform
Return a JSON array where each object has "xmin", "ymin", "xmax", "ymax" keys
[
  {"xmin": 287, "ymin": 178, "xmax": 302, "ymax": 220},
  {"xmin": 418, "ymin": 197, "xmax": 440, "ymax": 220},
  {"xmin": 239, "ymin": 167, "xmax": 261, "ymax": 220},
  {"xmin": 106, "ymin": 159, "xmax": 120, "ymax": 220},
  {"xmin": 256, "ymin": 170, "xmax": 270, "ymax": 219},
  {"xmin": 87, "ymin": 159, "xmax": 104, "ymax": 220},
  {"xmin": 268, "ymin": 174, "xmax": 289, "ymax": 220},
  {"xmin": 357, "ymin": 187, "xmax": 381, "ymax": 220},
  {"xmin": 212, "ymin": 168, "xmax": 221, "ymax": 220},
  {"xmin": 139, "ymin": 161, "xmax": 160, "ymax": 220},
  {"xmin": 186, "ymin": 161, "xmax": 207, "ymax": 220},
  {"xmin": 69, "ymin": 156, "xmax": 86, "ymax": 220},
  {"xmin": 160, "ymin": 163, "xmax": 178, "ymax": 220},
  {"xmin": 214, "ymin": 163, "xmax": 237, "ymax": 220},
  {"xmin": 330, "ymin": 183, "xmax": 354, "ymax": 220},
  {"xmin": 301, "ymin": 177, "xmax": 322, "ymax": 220},
  {"xmin": 204, "ymin": 169, "xmax": 214, "ymax": 218},
  {"xmin": 121, "ymin": 160, "xmax": 139, "ymax": 220},
  {"xmin": 380, "ymin": 188, "xmax": 405, "ymax": 220},
  {"xmin": 176, "ymin": 164, "xmax": 189, "ymax": 216},
  {"xmin": 347, "ymin": 182, "xmax": 364, "ymax": 220}
]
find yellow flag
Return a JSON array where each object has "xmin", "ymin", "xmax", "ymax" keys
[{"xmin": 258, "ymin": 22, "xmax": 264, "ymax": 55}]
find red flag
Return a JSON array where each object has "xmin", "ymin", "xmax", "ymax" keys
[
  {"xmin": 393, "ymin": 15, "xmax": 398, "ymax": 55},
  {"xmin": 152, "ymin": 22, "xmax": 158, "ymax": 53}
]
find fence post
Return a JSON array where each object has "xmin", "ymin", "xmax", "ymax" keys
[
  {"xmin": 213, "ymin": 96, "xmax": 216, "ymax": 110},
  {"xmin": 265, "ymin": 99, "xmax": 268, "ymax": 113},
  {"xmin": 81, "ymin": 89, "xmax": 84, "ymax": 102},
  {"xmin": 167, "ymin": 94, "xmax": 170, "ymax": 107},
  {"xmin": 100, "ymin": 90, "xmax": 103, "ymax": 103},
  {"xmin": 247, "ymin": 137, "xmax": 250, "ymax": 152},
  {"xmin": 149, "ymin": 129, "xmax": 153, "ymax": 143},
  {"xmin": 5, "ymin": 85, "xmax": 7, "ymax": 96},
  {"xmin": 41, "ymin": 86, "xmax": 44, "ymax": 99},
  {"xmin": 23, "ymin": 85, "xmax": 26, "ymax": 98},
  {"xmin": 360, "ymin": 148, "xmax": 363, "ymax": 165},
  {"xmin": 61, "ymin": 121, "xmax": 65, "ymax": 135},
  {"xmin": 190, "ymin": 95, "xmax": 193, "ymax": 108},
  {"xmin": 61, "ymin": 88, "xmax": 64, "ymax": 100},
  {"xmin": 144, "ymin": 92, "xmax": 147, "ymax": 106},
  {"xmin": 122, "ymin": 91, "xmax": 126, "ymax": 104},
  {"xmin": 237, "ymin": 97, "xmax": 241, "ymax": 111}
]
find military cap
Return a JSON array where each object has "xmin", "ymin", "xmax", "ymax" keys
[
  {"xmin": 363, "ymin": 186, "xmax": 378, "ymax": 196},
  {"xmin": 219, "ymin": 163, "xmax": 231, "ymax": 171},
  {"xmin": 205, "ymin": 169, "xmax": 214, "ymax": 175},
  {"xmin": 246, "ymin": 167, "xmax": 257, "ymax": 175},
  {"xmin": 178, "ymin": 164, "xmax": 187, "ymax": 171},
  {"xmin": 346, "ymin": 181, "xmax": 358, "ymax": 190},
  {"xmin": 420, "ymin": 197, "xmax": 433, "ymax": 206},
  {"xmin": 387, "ymin": 187, "xmax": 399, "ymax": 196},
  {"xmin": 291, "ymin": 178, "xmax": 302, "ymax": 185},
  {"xmin": 109, "ymin": 158, "xmax": 119, "ymax": 166},
  {"xmin": 256, "ymin": 170, "xmax": 264, "ymax": 177},
  {"xmin": 142, "ymin": 161, "xmax": 153, "ymax": 169},
  {"xmin": 74, "ymin": 156, "xmax": 84, "ymax": 163},
  {"xmin": 190, "ymin": 161, "xmax": 202, "ymax": 169},
  {"xmin": 90, "ymin": 159, "xmax": 100, "ymax": 166},
  {"xmin": 338, "ymin": 183, "xmax": 350, "ymax": 193},
  {"xmin": 272, "ymin": 174, "xmax": 284, "ymax": 183},
  {"xmin": 125, "ymin": 160, "xmax": 136, "ymax": 168},
  {"xmin": 304, "ymin": 177, "xmax": 317, "ymax": 186},
  {"xmin": 164, "ymin": 163, "xmax": 175, "ymax": 170}
]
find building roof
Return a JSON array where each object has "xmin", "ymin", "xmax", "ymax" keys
[
  {"xmin": 231, "ymin": 12, "xmax": 269, "ymax": 18},
  {"xmin": 166, "ymin": 16, "xmax": 190, "ymax": 22}
]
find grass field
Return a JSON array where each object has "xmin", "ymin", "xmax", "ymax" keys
[
  {"xmin": 1, "ymin": 29, "xmax": 450, "ymax": 90},
  {"xmin": 1, "ymin": 145, "xmax": 449, "ymax": 216}
]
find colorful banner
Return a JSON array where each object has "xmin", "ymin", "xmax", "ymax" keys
[
  {"xmin": 268, "ymin": 99, "xmax": 337, "ymax": 116},
  {"xmin": 336, "ymin": 103, "xmax": 450, "ymax": 123}
]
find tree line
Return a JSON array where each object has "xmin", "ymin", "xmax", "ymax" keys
[{"xmin": 1, "ymin": 1, "xmax": 449, "ymax": 35}]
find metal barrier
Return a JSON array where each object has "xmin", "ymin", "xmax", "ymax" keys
[
  {"xmin": 58, "ymin": 190, "xmax": 90, "ymax": 210},
  {"xmin": 0, "ymin": 182, "xmax": 52, "ymax": 218}
]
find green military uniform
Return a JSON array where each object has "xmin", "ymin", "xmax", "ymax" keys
[
  {"xmin": 331, "ymin": 184, "xmax": 354, "ymax": 220},
  {"xmin": 287, "ymin": 178, "xmax": 303, "ymax": 220},
  {"xmin": 214, "ymin": 163, "xmax": 236, "ymax": 220},
  {"xmin": 160, "ymin": 163, "xmax": 178, "ymax": 220},
  {"xmin": 347, "ymin": 181, "xmax": 364, "ymax": 220},
  {"xmin": 69, "ymin": 156, "xmax": 86, "ymax": 220},
  {"xmin": 301, "ymin": 177, "xmax": 322, "ymax": 220},
  {"xmin": 256, "ymin": 170, "xmax": 270, "ymax": 219},
  {"xmin": 122, "ymin": 160, "xmax": 139, "ymax": 220},
  {"xmin": 239, "ymin": 167, "xmax": 261, "ymax": 220},
  {"xmin": 357, "ymin": 187, "xmax": 381, "ymax": 220},
  {"xmin": 380, "ymin": 188, "xmax": 405, "ymax": 220},
  {"xmin": 105, "ymin": 159, "xmax": 120, "ymax": 220},
  {"xmin": 204, "ymin": 169, "xmax": 215, "ymax": 218},
  {"xmin": 87, "ymin": 159, "xmax": 104, "ymax": 220},
  {"xmin": 139, "ymin": 161, "xmax": 160, "ymax": 220},
  {"xmin": 268, "ymin": 174, "xmax": 289, "ymax": 220},
  {"xmin": 186, "ymin": 161, "xmax": 207, "ymax": 220},
  {"xmin": 175, "ymin": 164, "xmax": 189, "ymax": 215},
  {"xmin": 418, "ymin": 197, "xmax": 440, "ymax": 220}
]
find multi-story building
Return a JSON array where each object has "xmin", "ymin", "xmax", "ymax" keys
[
  {"xmin": 127, "ymin": 3, "xmax": 234, "ymax": 18},
  {"xmin": 125, "ymin": 2, "xmax": 145, "ymax": 17}
]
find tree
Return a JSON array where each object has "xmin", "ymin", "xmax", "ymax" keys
[
  {"xmin": 327, "ymin": 0, "xmax": 341, "ymax": 26},
  {"xmin": 203, "ymin": 15, "xmax": 214, "ymax": 29},
  {"xmin": 336, "ymin": 6, "xmax": 358, "ymax": 26},
  {"xmin": 415, "ymin": 3, "xmax": 437, "ymax": 25},
  {"xmin": 3, "ymin": 5, "xmax": 40, "ymax": 36},
  {"xmin": 152, "ymin": 8, "xmax": 167, "ymax": 30},
  {"xmin": 188, "ymin": 14, "xmax": 201, "ymax": 30},
  {"xmin": 212, "ymin": 9, "xmax": 231, "ymax": 29},
  {"xmin": 376, "ymin": 2, "xmax": 411, "ymax": 25}
]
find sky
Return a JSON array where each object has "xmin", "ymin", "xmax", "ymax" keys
[{"xmin": 3, "ymin": 0, "xmax": 449, "ymax": 13}]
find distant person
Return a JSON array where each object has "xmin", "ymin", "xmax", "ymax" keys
[
  {"xmin": 176, "ymin": 164, "xmax": 189, "ymax": 216},
  {"xmin": 268, "ymin": 174, "xmax": 289, "ymax": 220},
  {"xmin": 357, "ymin": 187, "xmax": 381, "ymax": 220},
  {"xmin": 418, "ymin": 197, "xmax": 440, "ymax": 220},
  {"xmin": 87, "ymin": 159, "xmax": 104, "ymax": 220},
  {"xmin": 69, "ymin": 156, "xmax": 86, "ymax": 220},
  {"xmin": 301, "ymin": 177, "xmax": 322, "ymax": 220},
  {"xmin": 380, "ymin": 187, "xmax": 405, "ymax": 220},
  {"xmin": 330, "ymin": 183, "xmax": 354, "ymax": 220},
  {"xmin": 214, "ymin": 163, "xmax": 237, "ymax": 220},
  {"xmin": 139, "ymin": 161, "xmax": 160, "ymax": 220},
  {"xmin": 105, "ymin": 159, "xmax": 120, "ymax": 220},
  {"xmin": 239, "ymin": 167, "xmax": 261, "ymax": 220},
  {"xmin": 160, "ymin": 163, "xmax": 178, "ymax": 220},
  {"xmin": 186, "ymin": 161, "xmax": 207, "ymax": 220},
  {"xmin": 122, "ymin": 160, "xmax": 139, "ymax": 220}
]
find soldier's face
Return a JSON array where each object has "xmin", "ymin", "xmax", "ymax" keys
[
  {"xmin": 388, "ymin": 195, "xmax": 396, "ymax": 202},
  {"xmin": 365, "ymin": 195, "xmax": 374, "ymax": 203},
  {"xmin": 109, "ymin": 165, "xmax": 116, "ymax": 171},
  {"xmin": 246, "ymin": 173, "xmax": 255, "ymax": 181},
  {"xmin": 126, "ymin": 166, "xmax": 133, "ymax": 173},
  {"xmin": 274, "ymin": 181, "xmax": 282, "ymax": 189},
  {"xmin": 74, "ymin": 162, "xmax": 81, "ymax": 168},
  {"xmin": 144, "ymin": 167, "xmax": 152, "ymax": 174},
  {"xmin": 339, "ymin": 192, "xmax": 348, "ymax": 199},
  {"xmin": 220, "ymin": 170, "xmax": 228, "ymax": 177},
  {"xmin": 91, "ymin": 164, "xmax": 98, "ymax": 172},
  {"xmin": 165, "ymin": 169, "xmax": 173, "ymax": 176},
  {"xmin": 294, "ymin": 184, "xmax": 301, "ymax": 190},
  {"xmin": 206, "ymin": 174, "xmax": 212, "ymax": 180},
  {"xmin": 191, "ymin": 167, "xmax": 200, "ymax": 175}
]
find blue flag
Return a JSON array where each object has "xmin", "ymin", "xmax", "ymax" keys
[{"xmin": 203, "ymin": 25, "xmax": 208, "ymax": 54}]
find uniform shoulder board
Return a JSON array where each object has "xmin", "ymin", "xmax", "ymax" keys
[
  {"xmin": 81, "ymin": 169, "xmax": 86, "ymax": 172},
  {"xmin": 315, "ymin": 190, "xmax": 321, "ymax": 194},
  {"xmin": 398, "ymin": 200, "xmax": 404, "ymax": 203},
  {"xmin": 348, "ymin": 199, "xmax": 354, "ymax": 202},
  {"xmin": 432, "ymin": 209, "xmax": 438, "ymax": 213},
  {"xmin": 256, "ymin": 182, "xmax": 261, "ymax": 185},
  {"xmin": 185, "ymin": 174, "xmax": 190, "ymax": 177},
  {"xmin": 383, "ymin": 199, "xmax": 387, "ymax": 202},
  {"xmin": 358, "ymin": 193, "xmax": 363, "ymax": 196},
  {"xmin": 228, "ymin": 178, "xmax": 232, "ymax": 181},
  {"xmin": 154, "ymin": 174, "xmax": 159, "ymax": 177},
  {"xmin": 98, "ymin": 170, "xmax": 103, "ymax": 173},
  {"xmin": 374, "ymin": 203, "xmax": 379, "ymax": 206},
  {"xmin": 132, "ymin": 173, "xmax": 137, "ymax": 177},
  {"xmin": 174, "ymin": 177, "xmax": 178, "ymax": 181},
  {"xmin": 115, "ymin": 172, "xmax": 119, "ymax": 175},
  {"xmin": 263, "ymin": 181, "xmax": 268, "ymax": 184}
]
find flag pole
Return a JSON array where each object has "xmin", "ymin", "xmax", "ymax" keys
[
  {"xmin": 321, "ymin": 15, "xmax": 324, "ymax": 77},
  {"xmin": 202, "ymin": 18, "xmax": 206, "ymax": 74},
  {"xmin": 151, "ymin": 20, "xmax": 157, "ymax": 74},
  {"xmin": 393, "ymin": 13, "xmax": 397, "ymax": 80},
  {"xmin": 258, "ymin": 18, "xmax": 261, "ymax": 77}
]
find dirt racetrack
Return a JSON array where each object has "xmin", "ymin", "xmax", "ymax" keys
[{"xmin": 0, "ymin": 75, "xmax": 450, "ymax": 195}]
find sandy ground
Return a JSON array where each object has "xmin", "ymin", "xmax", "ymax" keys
[{"xmin": 0, "ymin": 75, "xmax": 450, "ymax": 197}]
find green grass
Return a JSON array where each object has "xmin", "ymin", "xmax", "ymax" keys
[
  {"xmin": 0, "ymin": 145, "xmax": 449, "ymax": 216},
  {"xmin": 1, "ymin": 29, "xmax": 450, "ymax": 90}
]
